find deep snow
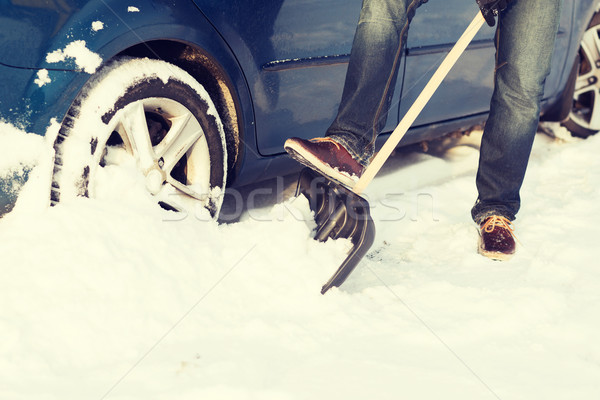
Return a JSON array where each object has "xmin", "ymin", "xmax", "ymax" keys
[{"xmin": 1, "ymin": 120, "xmax": 599, "ymax": 400}]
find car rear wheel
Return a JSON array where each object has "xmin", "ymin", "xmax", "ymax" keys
[
  {"xmin": 562, "ymin": 12, "xmax": 600, "ymax": 138},
  {"xmin": 52, "ymin": 58, "xmax": 227, "ymax": 217}
]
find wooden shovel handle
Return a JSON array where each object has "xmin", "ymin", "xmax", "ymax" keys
[{"xmin": 352, "ymin": 11, "xmax": 486, "ymax": 195}]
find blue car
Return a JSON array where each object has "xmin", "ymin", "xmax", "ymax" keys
[{"xmin": 1, "ymin": 0, "xmax": 599, "ymax": 217}]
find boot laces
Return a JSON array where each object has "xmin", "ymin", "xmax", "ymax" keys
[{"xmin": 482, "ymin": 215, "xmax": 515, "ymax": 236}]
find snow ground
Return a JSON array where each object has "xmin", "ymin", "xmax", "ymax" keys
[{"xmin": 1, "ymin": 121, "xmax": 599, "ymax": 400}]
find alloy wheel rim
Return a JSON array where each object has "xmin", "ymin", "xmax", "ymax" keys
[
  {"xmin": 105, "ymin": 97, "xmax": 212, "ymax": 213},
  {"xmin": 571, "ymin": 25, "xmax": 600, "ymax": 131}
]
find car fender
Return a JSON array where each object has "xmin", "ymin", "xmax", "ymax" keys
[
  {"xmin": 542, "ymin": 0, "xmax": 600, "ymax": 120},
  {"xmin": 559, "ymin": 0, "xmax": 598, "ymax": 88},
  {"xmin": 11, "ymin": 0, "xmax": 256, "ymax": 171}
]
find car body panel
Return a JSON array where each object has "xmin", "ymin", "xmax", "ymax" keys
[
  {"xmin": 402, "ymin": 3, "xmax": 497, "ymax": 128},
  {"xmin": 195, "ymin": 0, "xmax": 393, "ymax": 157}
]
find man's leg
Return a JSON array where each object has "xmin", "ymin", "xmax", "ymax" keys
[
  {"xmin": 284, "ymin": 0, "xmax": 426, "ymax": 187},
  {"xmin": 326, "ymin": 0, "xmax": 428, "ymax": 167},
  {"xmin": 472, "ymin": 0, "xmax": 563, "ymax": 224}
]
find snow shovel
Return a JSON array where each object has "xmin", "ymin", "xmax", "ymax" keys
[{"xmin": 294, "ymin": 12, "xmax": 486, "ymax": 294}]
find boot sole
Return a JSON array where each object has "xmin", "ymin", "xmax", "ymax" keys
[{"xmin": 284, "ymin": 142, "xmax": 359, "ymax": 189}]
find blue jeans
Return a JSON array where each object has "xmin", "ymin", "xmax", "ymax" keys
[{"xmin": 326, "ymin": 0, "xmax": 563, "ymax": 223}]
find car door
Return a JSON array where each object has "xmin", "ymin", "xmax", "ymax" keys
[
  {"xmin": 399, "ymin": 0, "xmax": 497, "ymax": 129},
  {"xmin": 196, "ymin": 0, "xmax": 405, "ymax": 156},
  {"xmin": 400, "ymin": 0, "xmax": 573, "ymax": 130}
]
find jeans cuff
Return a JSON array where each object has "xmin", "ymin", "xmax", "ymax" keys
[{"xmin": 471, "ymin": 207, "xmax": 516, "ymax": 225}]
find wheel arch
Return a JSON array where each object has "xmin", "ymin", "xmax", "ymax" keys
[
  {"xmin": 114, "ymin": 40, "xmax": 245, "ymax": 184},
  {"xmin": 16, "ymin": 1, "xmax": 254, "ymax": 184}
]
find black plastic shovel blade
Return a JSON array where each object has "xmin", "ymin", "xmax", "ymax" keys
[{"xmin": 295, "ymin": 168, "xmax": 376, "ymax": 294}]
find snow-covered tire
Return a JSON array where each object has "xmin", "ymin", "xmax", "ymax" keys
[
  {"xmin": 561, "ymin": 12, "xmax": 600, "ymax": 138},
  {"xmin": 52, "ymin": 58, "xmax": 227, "ymax": 217}
]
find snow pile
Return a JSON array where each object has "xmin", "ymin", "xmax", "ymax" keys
[
  {"xmin": 0, "ymin": 122, "xmax": 45, "ymax": 174},
  {"xmin": 1, "ymin": 123, "xmax": 600, "ymax": 399},
  {"xmin": 0, "ymin": 122, "xmax": 49, "ymax": 229}
]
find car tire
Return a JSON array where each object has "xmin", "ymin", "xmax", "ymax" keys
[
  {"xmin": 561, "ymin": 11, "xmax": 600, "ymax": 138},
  {"xmin": 52, "ymin": 58, "xmax": 227, "ymax": 218}
]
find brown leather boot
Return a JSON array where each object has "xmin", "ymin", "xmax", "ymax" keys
[
  {"xmin": 478, "ymin": 215, "xmax": 516, "ymax": 261},
  {"xmin": 284, "ymin": 137, "xmax": 364, "ymax": 188}
]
